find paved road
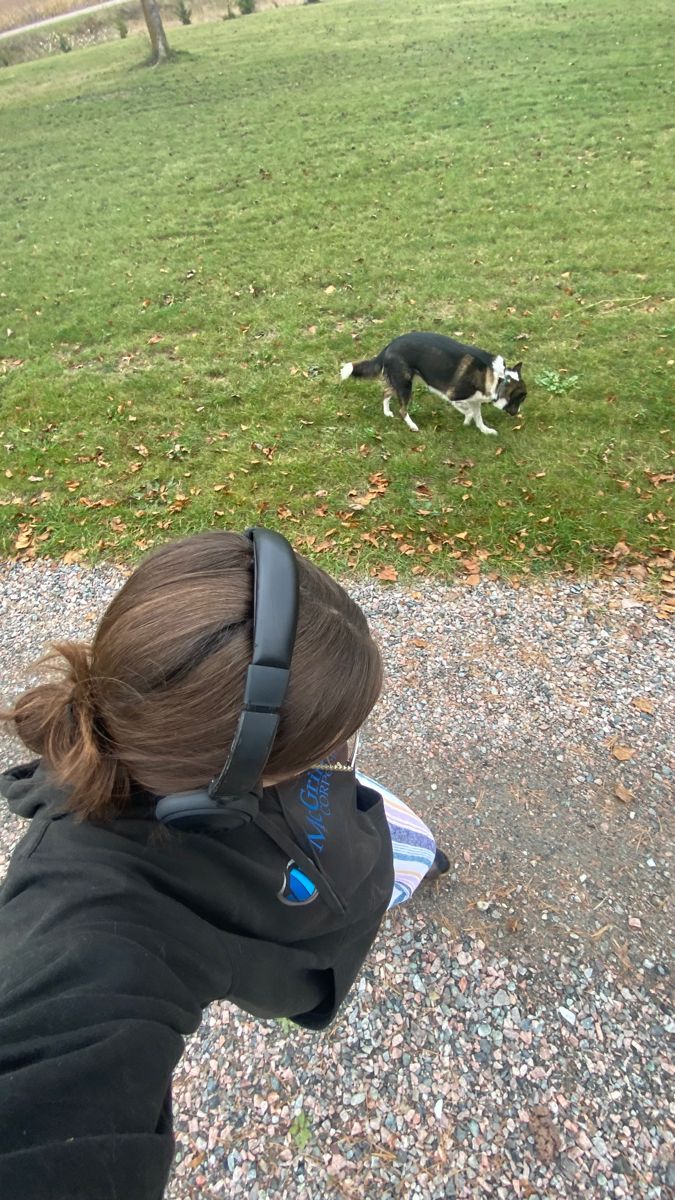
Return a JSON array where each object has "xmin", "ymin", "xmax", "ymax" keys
[{"xmin": 0, "ymin": 0, "xmax": 125, "ymax": 41}]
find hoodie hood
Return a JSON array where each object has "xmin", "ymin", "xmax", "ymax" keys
[
  {"xmin": 0, "ymin": 759, "xmax": 384, "ymax": 920},
  {"xmin": 0, "ymin": 760, "xmax": 65, "ymax": 820}
]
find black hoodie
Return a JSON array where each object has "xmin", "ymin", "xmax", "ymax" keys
[{"xmin": 0, "ymin": 760, "xmax": 394, "ymax": 1200}]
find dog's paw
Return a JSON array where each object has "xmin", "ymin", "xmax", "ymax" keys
[
  {"xmin": 404, "ymin": 414, "xmax": 419, "ymax": 432},
  {"xmin": 340, "ymin": 362, "xmax": 353, "ymax": 381},
  {"xmin": 463, "ymin": 416, "xmax": 473, "ymax": 426},
  {"xmin": 481, "ymin": 426, "xmax": 498, "ymax": 436}
]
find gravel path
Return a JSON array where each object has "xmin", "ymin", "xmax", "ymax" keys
[{"xmin": 1, "ymin": 561, "xmax": 673, "ymax": 1199}]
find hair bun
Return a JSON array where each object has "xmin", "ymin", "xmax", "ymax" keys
[{"xmin": 4, "ymin": 640, "xmax": 129, "ymax": 819}]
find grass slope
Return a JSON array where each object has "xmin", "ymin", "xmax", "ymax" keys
[{"xmin": 0, "ymin": 0, "xmax": 673, "ymax": 577}]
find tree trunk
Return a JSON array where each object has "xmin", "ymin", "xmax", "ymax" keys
[{"xmin": 140, "ymin": 0, "xmax": 170, "ymax": 64}]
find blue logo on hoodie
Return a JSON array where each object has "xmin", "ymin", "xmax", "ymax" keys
[
  {"xmin": 278, "ymin": 860, "xmax": 318, "ymax": 906},
  {"xmin": 297, "ymin": 768, "xmax": 333, "ymax": 855}
]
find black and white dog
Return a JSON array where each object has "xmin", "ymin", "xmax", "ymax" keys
[{"xmin": 340, "ymin": 331, "xmax": 526, "ymax": 435}]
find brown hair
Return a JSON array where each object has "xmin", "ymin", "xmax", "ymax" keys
[{"xmin": 1, "ymin": 532, "xmax": 383, "ymax": 819}]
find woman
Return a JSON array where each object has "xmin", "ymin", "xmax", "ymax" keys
[{"xmin": 0, "ymin": 529, "xmax": 447, "ymax": 1199}]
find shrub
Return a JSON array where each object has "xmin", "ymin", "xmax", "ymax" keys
[
  {"xmin": 237, "ymin": 0, "xmax": 256, "ymax": 13},
  {"xmin": 115, "ymin": 14, "xmax": 129, "ymax": 37},
  {"xmin": 176, "ymin": 0, "xmax": 192, "ymax": 24},
  {"xmin": 58, "ymin": 32, "xmax": 72, "ymax": 52}
]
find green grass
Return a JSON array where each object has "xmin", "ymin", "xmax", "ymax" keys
[{"xmin": 0, "ymin": 0, "xmax": 673, "ymax": 579}]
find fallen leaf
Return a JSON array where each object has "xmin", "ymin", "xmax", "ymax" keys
[
  {"xmin": 613, "ymin": 782, "xmax": 633, "ymax": 803},
  {"xmin": 411, "ymin": 638, "xmax": 429, "ymax": 648},
  {"xmin": 350, "ymin": 491, "xmax": 378, "ymax": 508},
  {"xmin": 529, "ymin": 1105, "xmax": 561, "ymax": 1165},
  {"xmin": 631, "ymin": 696, "xmax": 655, "ymax": 715},
  {"xmin": 368, "ymin": 471, "xmax": 389, "ymax": 493},
  {"xmin": 324, "ymin": 285, "xmax": 336, "ymax": 295},
  {"xmin": 377, "ymin": 565, "xmax": 398, "ymax": 582},
  {"xmin": 646, "ymin": 471, "xmax": 675, "ymax": 487},
  {"xmin": 628, "ymin": 916, "xmax": 642, "ymax": 929},
  {"xmin": 461, "ymin": 557, "xmax": 480, "ymax": 574},
  {"xmin": 612, "ymin": 745, "xmax": 635, "ymax": 762},
  {"xmin": 465, "ymin": 574, "xmax": 481, "ymax": 586}
]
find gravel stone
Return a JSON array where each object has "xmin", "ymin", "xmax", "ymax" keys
[{"xmin": 558, "ymin": 1006, "xmax": 577, "ymax": 1026}]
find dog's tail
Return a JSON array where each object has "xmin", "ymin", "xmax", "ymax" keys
[{"xmin": 340, "ymin": 353, "xmax": 383, "ymax": 381}]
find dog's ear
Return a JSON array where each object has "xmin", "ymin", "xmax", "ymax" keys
[{"xmin": 512, "ymin": 362, "xmax": 523, "ymax": 376}]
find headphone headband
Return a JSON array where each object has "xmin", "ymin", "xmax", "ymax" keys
[
  {"xmin": 155, "ymin": 526, "xmax": 299, "ymax": 828},
  {"xmin": 208, "ymin": 527, "xmax": 298, "ymax": 801}
]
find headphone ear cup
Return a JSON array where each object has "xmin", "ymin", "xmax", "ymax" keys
[{"xmin": 155, "ymin": 790, "xmax": 260, "ymax": 831}]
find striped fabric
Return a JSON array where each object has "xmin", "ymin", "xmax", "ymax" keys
[{"xmin": 356, "ymin": 772, "xmax": 437, "ymax": 909}]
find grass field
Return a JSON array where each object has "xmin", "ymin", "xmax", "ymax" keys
[{"xmin": 0, "ymin": 0, "xmax": 673, "ymax": 581}]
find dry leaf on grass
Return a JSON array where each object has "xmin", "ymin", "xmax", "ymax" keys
[
  {"xmin": 631, "ymin": 696, "xmax": 655, "ymax": 714},
  {"xmin": 461, "ymin": 557, "xmax": 480, "ymax": 574},
  {"xmin": 376, "ymin": 565, "xmax": 398, "ymax": 582},
  {"xmin": 350, "ymin": 491, "xmax": 379, "ymax": 508},
  {"xmin": 368, "ymin": 472, "xmax": 389, "ymax": 493}
]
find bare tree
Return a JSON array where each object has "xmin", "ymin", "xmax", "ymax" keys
[{"xmin": 140, "ymin": 0, "xmax": 170, "ymax": 64}]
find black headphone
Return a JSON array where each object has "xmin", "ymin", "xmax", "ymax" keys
[{"xmin": 154, "ymin": 527, "xmax": 299, "ymax": 831}]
